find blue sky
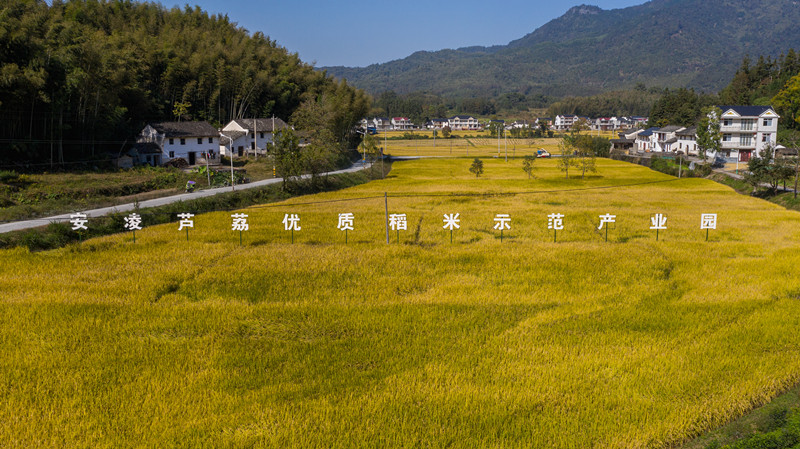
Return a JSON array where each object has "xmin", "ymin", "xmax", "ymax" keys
[{"xmin": 181, "ymin": 0, "xmax": 647, "ymax": 67}]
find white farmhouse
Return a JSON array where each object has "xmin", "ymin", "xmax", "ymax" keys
[
  {"xmin": 448, "ymin": 115, "xmax": 481, "ymax": 130},
  {"xmin": 717, "ymin": 106, "xmax": 779, "ymax": 162},
  {"xmin": 675, "ymin": 127, "xmax": 697, "ymax": 155},
  {"xmin": 651, "ymin": 126, "xmax": 686, "ymax": 153},
  {"xmin": 373, "ymin": 117, "xmax": 392, "ymax": 131},
  {"xmin": 391, "ymin": 117, "xmax": 413, "ymax": 130},
  {"xmin": 136, "ymin": 121, "xmax": 220, "ymax": 166},
  {"xmin": 220, "ymin": 118, "xmax": 289, "ymax": 157},
  {"xmin": 554, "ymin": 115, "xmax": 578, "ymax": 131}
]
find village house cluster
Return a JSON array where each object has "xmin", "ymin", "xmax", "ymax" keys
[
  {"xmin": 120, "ymin": 105, "xmax": 781, "ymax": 169},
  {"xmin": 611, "ymin": 106, "xmax": 782, "ymax": 163},
  {"xmin": 119, "ymin": 117, "xmax": 291, "ymax": 168},
  {"xmin": 361, "ymin": 115, "xmax": 650, "ymax": 132}
]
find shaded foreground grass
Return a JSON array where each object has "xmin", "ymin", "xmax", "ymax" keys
[{"xmin": 2, "ymin": 158, "xmax": 800, "ymax": 447}]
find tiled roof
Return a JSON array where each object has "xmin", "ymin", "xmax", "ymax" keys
[
  {"xmin": 148, "ymin": 121, "xmax": 218, "ymax": 137},
  {"xmin": 220, "ymin": 131, "xmax": 247, "ymax": 142},
  {"xmin": 718, "ymin": 105, "xmax": 776, "ymax": 117},
  {"xmin": 231, "ymin": 118, "xmax": 289, "ymax": 133}
]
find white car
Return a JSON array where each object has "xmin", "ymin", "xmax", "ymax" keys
[{"xmin": 536, "ymin": 149, "xmax": 551, "ymax": 158}]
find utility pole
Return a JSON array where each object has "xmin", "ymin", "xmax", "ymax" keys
[
  {"xmin": 221, "ymin": 133, "xmax": 234, "ymax": 191},
  {"xmin": 504, "ymin": 128, "xmax": 508, "ymax": 162},
  {"xmin": 254, "ymin": 117, "xmax": 258, "ymax": 160}
]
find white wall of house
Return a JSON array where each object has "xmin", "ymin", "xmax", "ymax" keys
[
  {"xmin": 718, "ymin": 107, "xmax": 779, "ymax": 160},
  {"xmin": 163, "ymin": 136, "xmax": 218, "ymax": 163},
  {"xmin": 677, "ymin": 135, "xmax": 697, "ymax": 155},
  {"xmin": 221, "ymin": 122, "xmax": 278, "ymax": 157},
  {"xmin": 448, "ymin": 116, "xmax": 480, "ymax": 130},
  {"xmin": 139, "ymin": 124, "xmax": 218, "ymax": 165},
  {"xmin": 391, "ymin": 117, "xmax": 413, "ymax": 130}
]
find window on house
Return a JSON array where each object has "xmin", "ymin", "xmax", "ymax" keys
[
  {"xmin": 723, "ymin": 134, "xmax": 732, "ymax": 142},
  {"xmin": 169, "ymin": 138, "xmax": 174, "ymax": 145},
  {"xmin": 250, "ymin": 142, "xmax": 255, "ymax": 149},
  {"xmin": 723, "ymin": 119, "xmax": 732, "ymax": 127},
  {"xmin": 208, "ymin": 137, "xmax": 213, "ymax": 143},
  {"xmin": 762, "ymin": 134, "xmax": 769, "ymax": 142},
  {"xmin": 740, "ymin": 135, "xmax": 752, "ymax": 146},
  {"xmin": 180, "ymin": 138, "xmax": 186, "ymax": 145},
  {"xmin": 763, "ymin": 118, "xmax": 773, "ymax": 127},
  {"xmin": 169, "ymin": 151, "xmax": 174, "ymax": 158},
  {"xmin": 741, "ymin": 119, "xmax": 754, "ymax": 131},
  {"xmin": 260, "ymin": 132, "xmax": 264, "ymax": 138},
  {"xmin": 197, "ymin": 138, "xmax": 202, "ymax": 144}
]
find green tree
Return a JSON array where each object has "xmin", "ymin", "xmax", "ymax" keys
[
  {"xmin": 696, "ymin": 106, "xmax": 722, "ymax": 162},
  {"xmin": 358, "ymin": 133, "xmax": 384, "ymax": 178},
  {"xmin": 522, "ymin": 155, "xmax": 535, "ymax": 179},
  {"xmin": 441, "ymin": 125, "xmax": 451, "ymax": 138},
  {"xmin": 772, "ymin": 74, "xmax": 800, "ymax": 130},
  {"xmin": 469, "ymin": 158, "xmax": 484, "ymax": 177},
  {"xmin": 557, "ymin": 130, "xmax": 579, "ymax": 179},
  {"xmin": 172, "ymin": 101, "xmax": 191, "ymax": 121},
  {"xmin": 573, "ymin": 135, "xmax": 598, "ymax": 179},
  {"xmin": 745, "ymin": 146, "xmax": 783, "ymax": 194},
  {"xmin": 272, "ymin": 128, "xmax": 303, "ymax": 192}
]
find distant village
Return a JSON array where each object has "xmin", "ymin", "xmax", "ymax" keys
[{"xmin": 123, "ymin": 106, "xmax": 785, "ymax": 169}]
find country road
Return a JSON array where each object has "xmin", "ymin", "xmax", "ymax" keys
[{"xmin": 0, "ymin": 161, "xmax": 371, "ymax": 234}]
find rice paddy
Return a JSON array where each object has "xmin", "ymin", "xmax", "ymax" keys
[{"xmin": 2, "ymin": 157, "xmax": 800, "ymax": 448}]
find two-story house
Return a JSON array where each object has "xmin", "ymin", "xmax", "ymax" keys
[
  {"xmin": 554, "ymin": 115, "xmax": 578, "ymax": 131},
  {"xmin": 635, "ymin": 128, "xmax": 659, "ymax": 153},
  {"xmin": 391, "ymin": 117, "xmax": 413, "ymax": 130},
  {"xmin": 675, "ymin": 127, "xmax": 697, "ymax": 155},
  {"xmin": 651, "ymin": 126, "xmax": 685, "ymax": 153},
  {"xmin": 220, "ymin": 118, "xmax": 289, "ymax": 157},
  {"xmin": 593, "ymin": 117, "xmax": 621, "ymax": 132},
  {"xmin": 373, "ymin": 117, "xmax": 392, "ymax": 131},
  {"xmin": 717, "ymin": 106, "xmax": 780, "ymax": 162},
  {"xmin": 448, "ymin": 115, "xmax": 480, "ymax": 130},
  {"xmin": 136, "ymin": 121, "xmax": 220, "ymax": 166}
]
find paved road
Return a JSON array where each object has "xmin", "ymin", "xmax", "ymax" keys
[{"xmin": 0, "ymin": 161, "xmax": 371, "ymax": 234}]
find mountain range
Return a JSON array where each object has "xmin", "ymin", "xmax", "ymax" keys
[{"xmin": 322, "ymin": 0, "xmax": 800, "ymax": 99}]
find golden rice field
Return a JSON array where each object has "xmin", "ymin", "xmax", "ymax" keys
[
  {"xmin": 383, "ymin": 136, "xmax": 562, "ymax": 157},
  {"xmin": 3, "ymin": 158, "xmax": 800, "ymax": 448}
]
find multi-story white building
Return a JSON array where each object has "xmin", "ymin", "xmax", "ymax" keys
[
  {"xmin": 717, "ymin": 106, "xmax": 780, "ymax": 162},
  {"xmin": 448, "ymin": 115, "xmax": 481, "ymax": 130},
  {"xmin": 593, "ymin": 117, "xmax": 621, "ymax": 132},
  {"xmin": 136, "ymin": 121, "xmax": 220, "ymax": 166},
  {"xmin": 554, "ymin": 115, "xmax": 577, "ymax": 131},
  {"xmin": 220, "ymin": 118, "xmax": 289, "ymax": 157},
  {"xmin": 391, "ymin": 117, "xmax": 413, "ymax": 130},
  {"xmin": 635, "ymin": 127, "xmax": 658, "ymax": 152},
  {"xmin": 651, "ymin": 125, "xmax": 685, "ymax": 153}
]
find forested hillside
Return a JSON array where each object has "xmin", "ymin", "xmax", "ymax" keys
[
  {"xmin": 324, "ymin": 0, "xmax": 800, "ymax": 101},
  {"xmin": 0, "ymin": 0, "xmax": 369, "ymax": 165}
]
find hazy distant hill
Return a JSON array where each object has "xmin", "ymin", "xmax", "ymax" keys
[{"xmin": 323, "ymin": 0, "xmax": 800, "ymax": 98}]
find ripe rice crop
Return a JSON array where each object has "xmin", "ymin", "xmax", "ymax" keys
[
  {"xmin": 2, "ymin": 158, "xmax": 800, "ymax": 448},
  {"xmin": 384, "ymin": 137, "xmax": 559, "ymax": 157}
]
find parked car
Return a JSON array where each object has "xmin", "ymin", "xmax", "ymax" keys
[{"xmin": 536, "ymin": 149, "xmax": 551, "ymax": 158}]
